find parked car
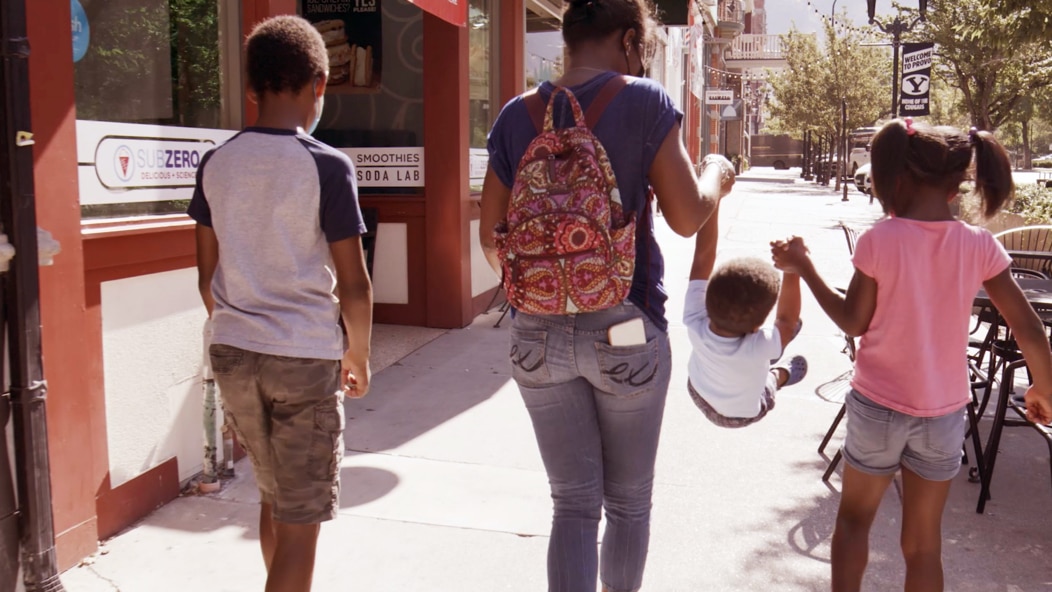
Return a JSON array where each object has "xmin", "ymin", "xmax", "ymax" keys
[
  {"xmin": 848, "ymin": 127, "xmax": 878, "ymax": 175},
  {"xmin": 1034, "ymin": 153, "xmax": 1052, "ymax": 168},
  {"xmin": 813, "ymin": 154, "xmax": 850, "ymax": 182},
  {"xmin": 854, "ymin": 163, "xmax": 872, "ymax": 195}
]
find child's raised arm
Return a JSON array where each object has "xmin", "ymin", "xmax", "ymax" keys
[
  {"xmin": 983, "ymin": 269, "xmax": 1052, "ymax": 424},
  {"xmin": 689, "ymin": 201, "xmax": 719, "ymax": 281},
  {"xmin": 688, "ymin": 156, "xmax": 735, "ymax": 281},
  {"xmin": 774, "ymin": 272, "xmax": 801, "ymax": 351}
]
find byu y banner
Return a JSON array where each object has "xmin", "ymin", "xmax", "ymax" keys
[{"xmin": 900, "ymin": 42, "xmax": 934, "ymax": 117}]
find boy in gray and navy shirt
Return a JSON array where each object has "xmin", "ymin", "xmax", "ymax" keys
[{"xmin": 188, "ymin": 15, "xmax": 372, "ymax": 591}]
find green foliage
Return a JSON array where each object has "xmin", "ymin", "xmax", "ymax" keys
[
  {"xmin": 74, "ymin": 0, "xmax": 220, "ymax": 127},
  {"xmin": 1008, "ymin": 183, "xmax": 1052, "ymax": 223},
  {"xmin": 954, "ymin": 0, "xmax": 1052, "ymax": 46},
  {"xmin": 766, "ymin": 17, "xmax": 890, "ymax": 143},
  {"xmin": 961, "ymin": 181, "xmax": 1052, "ymax": 224},
  {"xmin": 925, "ymin": 0, "xmax": 1052, "ymax": 131}
]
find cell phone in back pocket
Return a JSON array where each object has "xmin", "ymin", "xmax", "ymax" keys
[{"xmin": 608, "ymin": 318, "xmax": 647, "ymax": 347}]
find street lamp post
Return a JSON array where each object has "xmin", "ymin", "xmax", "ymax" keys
[
  {"xmin": 831, "ymin": 0, "xmax": 842, "ymax": 192},
  {"xmin": 871, "ymin": 13, "xmax": 925, "ymax": 119}
]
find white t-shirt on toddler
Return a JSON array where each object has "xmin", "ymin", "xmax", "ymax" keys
[{"xmin": 683, "ymin": 280, "xmax": 783, "ymax": 419}]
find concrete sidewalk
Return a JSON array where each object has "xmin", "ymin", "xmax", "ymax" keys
[{"xmin": 63, "ymin": 169, "xmax": 1052, "ymax": 591}]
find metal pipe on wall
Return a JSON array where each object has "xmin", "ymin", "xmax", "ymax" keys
[{"xmin": 0, "ymin": 0, "xmax": 65, "ymax": 588}]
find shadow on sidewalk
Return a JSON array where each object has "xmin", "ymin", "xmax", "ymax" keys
[{"xmin": 343, "ymin": 310, "xmax": 514, "ymax": 458}]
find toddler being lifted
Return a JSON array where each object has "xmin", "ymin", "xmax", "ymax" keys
[{"xmin": 683, "ymin": 155, "xmax": 807, "ymax": 428}]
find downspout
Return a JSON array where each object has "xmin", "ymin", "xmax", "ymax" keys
[{"xmin": 0, "ymin": 0, "xmax": 66, "ymax": 589}]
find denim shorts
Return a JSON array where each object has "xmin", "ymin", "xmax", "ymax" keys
[
  {"xmin": 843, "ymin": 389, "xmax": 966, "ymax": 482},
  {"xmin": 210, "ymin": 344, "xmax": 344, "ymax": 524}
]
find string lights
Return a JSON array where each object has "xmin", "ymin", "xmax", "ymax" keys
[{"xmin": 800, "ymin": 0, "xmax": 885, "ymax": 43}]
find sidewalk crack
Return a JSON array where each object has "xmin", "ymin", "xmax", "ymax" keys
[{"xmin": 87, "ymin": 566, "xmax": 122, "ymax": 591}]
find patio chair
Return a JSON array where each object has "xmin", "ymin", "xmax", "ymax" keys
[
  {"xmin": 817, "ymin": 222, "xmax": 859, "ymax": 481},
  {"xmin": 967, "ymin": 267, "xmax": 1052, "ymax": 370},
  {"xmin": 993, "ymin": 225, "xmax": 1052, "ymax": 277},
  {"xmin": 976, "ymin": 341, "xmax": 1052, "ymax": 514}
]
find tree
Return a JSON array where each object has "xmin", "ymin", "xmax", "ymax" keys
[
  {"xmin": 924, "ymin": 0, "xmax": 1052, "ymax": 130},
  {"xmin": 766, "ymin": 19, "xmax": 889, "ymax": 162},
  {"xmin": 956, "ymin": 0, "xmax": 1052, "ymax": 46}
]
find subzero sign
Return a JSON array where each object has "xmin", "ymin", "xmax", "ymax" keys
[
  {"xmin": 900, "ymin": 42, "xmax": 933, "ymax": 117},
  {"xmin": 304, "ymin": 0, "xmax": 383, "ymax": 95},
  {"xmin": 94, "ymin": 137, "xmax": 216, "ymax": 189}
]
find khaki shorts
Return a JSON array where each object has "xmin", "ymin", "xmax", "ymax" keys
[{"xmin": 210, "ymin": 344, "xmax": 344, "ymax": 524}]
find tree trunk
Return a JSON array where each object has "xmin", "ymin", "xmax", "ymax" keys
[{"xmin": 1022, "ymin": 118, "xmax": 1031, "ymax": 170}]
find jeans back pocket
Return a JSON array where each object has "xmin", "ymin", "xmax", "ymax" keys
[
  {"xmin": 510, "ymin": 329, "xmax": 551, "ymax": 386},
  {"xmin": 595, "ymin": 339, "xmax": 661, "ymax": 398}
]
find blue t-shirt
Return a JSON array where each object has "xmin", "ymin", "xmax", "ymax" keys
[{"xmin": 487, "ymin": 72, "xmax": 682, "ymax": 330}]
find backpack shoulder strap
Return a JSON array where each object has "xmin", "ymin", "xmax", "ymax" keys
[
  {"xmin": 584, "ymin": 75, "xmax": 630, "ymax": 128},
  {"xmin": 523, "ymin": 88, "xmax": 546, "ymax": 134}
]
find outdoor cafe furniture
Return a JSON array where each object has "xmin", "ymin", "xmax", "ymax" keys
[
  {"xmin": 971, "ymin": 280, "xmax": 1052, "ymax": 513},
  {"xmin": 993, "ymin": 225, "xmax": 1052, "ymax": 278},
  {"xmin": 815, "ymin": 223, "xmax": 859, "ymax": 481}
]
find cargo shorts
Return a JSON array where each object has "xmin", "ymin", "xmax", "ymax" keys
[{"xmin": 209, "ymin": 344, "xmax": 344, "ymax": 524}]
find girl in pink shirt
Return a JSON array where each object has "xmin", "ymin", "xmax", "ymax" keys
[{"xmin": 772, "ymin": 118, "xmax": 1052, "ymax": 592}]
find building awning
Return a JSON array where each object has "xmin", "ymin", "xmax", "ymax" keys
[{"xmin": 409, "ymin": 0, "xmax": 467, "ymax": 27}]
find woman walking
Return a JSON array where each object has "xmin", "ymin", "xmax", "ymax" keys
[{"xmin": 479, "ymin": 1, "xmax": 731, "ymax": 590}]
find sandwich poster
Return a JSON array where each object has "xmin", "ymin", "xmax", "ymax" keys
[{"xmin": 304, "ymin": 0, "xmax": 382, "ymax": 94}]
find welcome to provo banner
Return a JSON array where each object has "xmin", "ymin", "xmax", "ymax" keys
[{"xmin": 900, "ymin": 42, "xmax": 934, "ymax": 117}]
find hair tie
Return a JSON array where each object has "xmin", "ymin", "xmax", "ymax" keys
[
  {"xmin": 969, "ymin": 127, "xmax": 980, "ymax": 146},
  {"xmin": 904, "ymin": 117, "xmax": 916, "ymax": 136}
]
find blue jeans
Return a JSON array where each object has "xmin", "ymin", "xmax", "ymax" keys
[{"xmin": 510, "ymin": 303, "xmax": 672, "ymax": 592}]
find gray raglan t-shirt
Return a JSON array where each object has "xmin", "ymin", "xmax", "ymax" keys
[{"xmin": 188, "ymin": 127, "xmax": 366, "ymax": 361}]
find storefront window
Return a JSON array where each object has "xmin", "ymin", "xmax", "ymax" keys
[
  {"xmin": 306, "ymin": 0, "xmax": 426, "ymax": 195},
  {"xmin": 74, "ymin": 0, "xmax": 226, "ymax": 129},
  {"xmin": 74, "ymin": 0, "xmax": 241, "ymax": 219},
  {"xmin": 468, "ymin": 0, "xmax": 497, "ymax": 150},
  {"xmin": 526, "ymin": 30, "xmax": 563, "ymax": 88},
  {"xmin": 467, "ymin": 0, "xmax": 499, "ymax": 191}
]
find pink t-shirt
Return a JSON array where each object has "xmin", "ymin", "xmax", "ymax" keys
[{"xmin": 851, "ymin": 218, "xmax": 1011, "ymax": 417}]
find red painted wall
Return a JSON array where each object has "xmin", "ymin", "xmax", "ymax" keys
[
  {"xmin": 423, "ymin": 14, "xmax": 473, "ymax": 328},
  {"xmin": 26, "ymin": 0, "xmax": 105, "ymax": 570}
]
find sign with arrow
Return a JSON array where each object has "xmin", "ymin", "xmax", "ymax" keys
[{"xmin": 899, "ymin": 42, "xmax": 933, "ymax": 117}]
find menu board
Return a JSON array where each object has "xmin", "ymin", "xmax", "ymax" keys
[{"xmin": 304, "ymin": 0, "xmax": 383, "ymax": 94}]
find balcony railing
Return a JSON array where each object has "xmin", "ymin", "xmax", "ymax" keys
[{"xmin": 727, "ymin": 34, "xmax": 785, "ymax": 61}]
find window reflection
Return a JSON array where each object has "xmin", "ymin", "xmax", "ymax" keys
[
  {"xmin": 74, "ymin": 0, "xmax": 222, "ymax": 128},
  {"xmin": 468, "ymin": 0, "xmax": 495, "ymax": 150}
]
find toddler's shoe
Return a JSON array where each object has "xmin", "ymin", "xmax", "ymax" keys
[{"xmin": 774, "ymin": 355, "xmax": 808, "ymax": 387}]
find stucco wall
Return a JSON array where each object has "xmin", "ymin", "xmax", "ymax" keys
[{"xmin": 101, "ymin": 268, "xmax": 208, "ymax": 488}]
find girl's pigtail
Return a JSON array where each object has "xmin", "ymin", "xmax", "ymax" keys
[
  {"xmin": 870, "ymin": 119, "xmax": 912, "ymax": 216},
  {"xmin": 971, "ymin": 128, "xmax": 1014, "ymax": 218}
]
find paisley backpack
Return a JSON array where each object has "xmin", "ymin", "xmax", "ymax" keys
[{"xmin": 494, "ymin": 76, "xmax": 636, "ymax": 315}]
